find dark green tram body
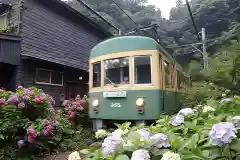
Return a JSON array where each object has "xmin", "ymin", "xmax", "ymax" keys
[
  {"xmin": 89, "ymin": 36, "xmax": 187, "ymax": 121},
  {"xmin": 89, "ymin": 90, "xmax": 183, "ymax": 120}
]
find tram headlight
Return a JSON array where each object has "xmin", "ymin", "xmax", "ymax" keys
[
  {"xmin": 92, "ymin": 99, "xmax": 99, "ymax": 107},
  {"xmin": 136, "ymin": 98, "xmax": 145, "ymax": 107}
]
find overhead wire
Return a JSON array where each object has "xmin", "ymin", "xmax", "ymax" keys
[
  {"xmin": 111, "ymin": 0, "xmax": 159, "ymax": 40},
  {"xmin": 185, "ymin": 0, "xmax": 200, "ymax": 41},
  {"xmin": 75, "ymin": 0, "xmax": 120, "ymax": 33}
]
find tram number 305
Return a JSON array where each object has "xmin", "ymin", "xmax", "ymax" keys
[{"xmin": 110, "ymin": 103, "xmax": 121, "ymax": 108}]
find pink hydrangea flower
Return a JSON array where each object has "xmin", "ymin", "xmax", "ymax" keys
[
  {"xmin": 23, "ymin": 89, "xmax": 34, "ymax": 96},
  {"xmin": 49, "ymin": 96, "xmax": 55, "ymax": 105},
  {"xmin": 0, "ymin": 99, "xmax": 5, "ymax": 105},
  {"xmin": 27, "ymin": 126, "xmax": 38, "ymax": 143},
  {"xmin": 17, "ymin": 86, "xmax": 23, "ymax": 89}
]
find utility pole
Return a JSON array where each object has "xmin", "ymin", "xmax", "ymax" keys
[
  {"xmin": 173, "ymin": 28, "xmax": 208, "ymax": 71},
  {"xmin": 201, "ymin": 28, "xmax": 208, "ymax": 70}
]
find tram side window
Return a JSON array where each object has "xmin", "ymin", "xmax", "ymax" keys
[
  {"xmin": 164, "ymin": 61, "xmax": 170, "ymax": 87},
  {"xmin": 104, "ymin": 57, "xmax": 129, "ymax": 85},
  {"xmin": 178, "ymin": 72, "xmax": 186, "ymax": 90},
  {"xmin": 134, "ymin": 56, "xmax": 152, "ymax": 84},
  {"xmin": 92, "ymin": 62, "xmax": 101, "ymax": 87}
]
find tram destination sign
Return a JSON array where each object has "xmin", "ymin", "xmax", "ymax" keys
[{"xmin": 103, "ymin": 91, "xmax": 127, "ymax": 98}]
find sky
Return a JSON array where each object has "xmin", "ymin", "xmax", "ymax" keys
[{"xmin": 147, "ymin": 0, "xmax": 177, "ymax": 19}]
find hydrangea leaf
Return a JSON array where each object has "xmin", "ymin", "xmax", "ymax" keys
[
  {"xmin": 126, "ymin": 131, "xmax": 142, "ymax": 141},
  {"xmin": 80, "ymin": 149, "xmax": 90, "ymax": 155},
  {"xmin": 53, "ymin": 134, "xmax": 62, "ymax": 141},
  {"xmin": 115, "ymin": 154, "xmax": 130, "ymax": 160},
  {"xmin": 230, "ymin": 139, "xmax": 240, "ymax": 151}
]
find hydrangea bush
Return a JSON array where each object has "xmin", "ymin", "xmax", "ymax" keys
[
  {"xmin": 74, "ymin": 95, "xmax": 240, "ymax": 160},
  {"xmin": 0, "ymin": 86, "xmax": 93, "ymax": 159},
  {"xmin": 62, "ymin": 95, "xmax": 88, "ymax": 123}
]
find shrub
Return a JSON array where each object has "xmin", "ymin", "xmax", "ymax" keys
[
  {"xmin": 62, "ymin": 95, "xmax": 90, "ymax": 127},
  {"xmin": 78, "ymin": 96, "xmax": 240, "ymax": 160},
  {"xmin": 183, "ymin": 81, "xmax": 225, "ymax": 107},
  {"xmin": 0, "ymin": 87, "xmax": 94, "ymax": 159}
]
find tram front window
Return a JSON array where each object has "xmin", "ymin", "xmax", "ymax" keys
[
  {"xmin": 104, "ymin": 57, "xmax": 129, "ymax": 85},
  {"xmin": 134, "ymin": 55, "xmax": 152, "ymax": 84}
]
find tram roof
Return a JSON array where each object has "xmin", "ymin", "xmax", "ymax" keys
[{"xmin": 90, "ymin": 36, "xmax": 189, "ymax": 77}]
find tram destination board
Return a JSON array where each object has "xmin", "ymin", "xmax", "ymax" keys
[{"xmin": 103, "ymin": 91, "xmax": 127, "ymax": 98}]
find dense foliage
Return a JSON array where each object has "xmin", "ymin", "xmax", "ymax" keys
[
  {"xmin": 183, "ymin": 41, "xmax": 240, "ymax": 107},
  {"xmin": 0, "ymin": 87, "xmax": 94, "ymax": 159},
  {"xmin": 75, "ymin": 96, "xmax": 240, "ymax": 160}
]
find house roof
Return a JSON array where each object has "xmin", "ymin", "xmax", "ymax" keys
[{"xmin": 37, "ymin": 0, "xmax": 116, "ymax": 37}]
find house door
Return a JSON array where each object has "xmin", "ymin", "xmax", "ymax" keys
[
  {"xmin": 0, "ymin": 63, "xmax": 16, "ymax": 91},
  {"xmin": 65, "ymin": 82, "xmax": 88, "ymax": 100}
]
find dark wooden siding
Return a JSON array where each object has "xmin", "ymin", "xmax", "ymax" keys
[
  {"xmin": 21, "ymin": 0, "xmax": 108, "ymax": 71},
  {"xmin": 0, "ymin": 33, "xmax": 21, "ymax": 65},
  {"xmin": 16, "ymin": 59, "xmax": 89, "ymax": 106}
]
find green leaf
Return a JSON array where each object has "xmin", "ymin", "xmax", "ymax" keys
[
  {"xmin": 0, "ymin": 134, "xmax": 4, "ymax": 140},
  {"xmin": 230, "ymin": 139, "xmax": 240, "ymax": 151},
  {"xmin": 80, "ymin": 149, "xmax": 90, "ymax": 155},
  {"xmin": 64, "ymin": 129, "xmax": 75, "ymax": 134},
  {"xmin": 115, "ymin": 154, "xmax": 130, "ymax": 160},
  {"xmin": 127, "ymin": 131, "xmax": 142, "ymax": 141},
  {"xmin": 53, "ymin": 134, "xmax": 62, "ymax": 141}
]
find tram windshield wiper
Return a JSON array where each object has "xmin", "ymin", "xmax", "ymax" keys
[{"xmin": 104, "ymin": 76, "xmax": 118, "ymax": 87}]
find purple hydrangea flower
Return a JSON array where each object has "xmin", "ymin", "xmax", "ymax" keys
[
  {"xmin": 17, "ymin": 140, "xmax": 25, "ymax": 148},
  {"xmin": 7, "ymin": 96, "xmax": 19, "ymax": 104},
  {"xmin": 43, "ymin": 125, "xmax": 52, "ymax": 136},
  {"xmin": 209, "ymin": 122, "xmax": 237, "ymax": 146},
  {"xmin": 171, "ymin": 115, "xmax": 184, "ymax": 126},
  {"xmin": 17, "ymin": 102, "xmax": 26, "ymax": 109},
  {"xmin": 150, "ymin": 133, "xmax": 170, "ymax": 148},
  {"xmin": 52, "ymin": 120, "xmax": 60, "ymax": 130},
  {"xmin": 136, "ymin": 129, "xmax": 150, "ymax": 140},
  {"xmin": 0, "ymin": 89, "xmax": 3, "ymax": 93},
  {"xmin": 44, "ymin": 119, "xmax": 50, "ymax": 127},
  {"xmin": 101, "ymin": 135, "xmax": 123, "ymax": 156},
  {"xmin": 131, "ymin": 149, "xmax": 150, "ymax": 160}
]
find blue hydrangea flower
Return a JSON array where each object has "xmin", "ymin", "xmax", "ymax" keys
[
  {"xmin": 101, "ymin": 135, "xmax": 123, "ymax": 156},
  {"xmin": 136, "ymin": 129, "xmax": 150, "ymax": 141},
  {"xmin": 17, "ymin": 140, "xmax": 25, "ymax": 148},
  {"xmin": 150, "ymin": 133, "xmax": 170, "ymax": 148},
  {"xmin": 171, "ymin": 115, "xmax": 184, "ymax": 126},
  {"xmin": 209, "ymin": 122, "xmax": 237, "ymax": 146}
]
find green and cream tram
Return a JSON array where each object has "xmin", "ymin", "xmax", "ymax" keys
[{"xmin": 88, "ymin": 36, "xmax": 190, "ymax": 129}]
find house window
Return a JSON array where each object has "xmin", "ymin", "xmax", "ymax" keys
[
  {"xmin": 35, "ymin": 69, "xmax": 63, "ymax": 86},
  {"xmin": 133, "ymin": 55, "xmax": 152, "ymax": 85}
]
